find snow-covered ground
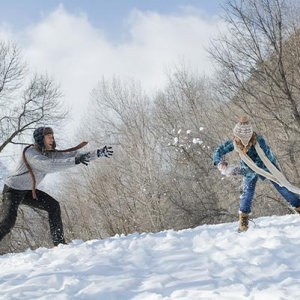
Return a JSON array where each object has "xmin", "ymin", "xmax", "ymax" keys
[{"xmin": 1, "ymin": 214, "xmax": 300, "ymax": 300}]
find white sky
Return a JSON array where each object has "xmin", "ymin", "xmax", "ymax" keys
[
  {"xmin": 0, "ymin": 214, "xmax": 299, "ymax": 299},
  {"xmin": 0, "ymin": 1, "xmax": 226, "ymax": 137}
]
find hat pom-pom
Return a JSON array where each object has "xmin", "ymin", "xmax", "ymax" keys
[{"xmin": 239, "ymin": 115, "xmax": 249, "ymax": 124}]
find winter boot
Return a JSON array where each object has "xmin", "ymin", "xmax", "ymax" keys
[{"xmin": 238, "ymin": 212, "xmax": 249, "ymax": 232}]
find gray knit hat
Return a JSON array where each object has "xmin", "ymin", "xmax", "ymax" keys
[{"xmin": 233, "ymin": 116, "xmax": 253, "ymax": 146}]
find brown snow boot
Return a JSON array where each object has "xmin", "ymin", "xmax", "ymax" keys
[
  {"xmin": 238, "ymin": 212, "xmax": 249, "ymax": 232},
  {"xmin": 295, "ymin": 207, "xmax": 300, "ymax": 214}
]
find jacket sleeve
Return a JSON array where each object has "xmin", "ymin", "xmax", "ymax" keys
[{"xmin": 213, "ymin": 139, "xmax": 234, "ymax": 166}]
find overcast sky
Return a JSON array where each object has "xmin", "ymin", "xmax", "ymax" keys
[{"xmin": 0, "ymin": 0, "xmax": 226, "ymax": 135}]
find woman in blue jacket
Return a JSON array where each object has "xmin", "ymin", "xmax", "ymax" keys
[{"xmin": 213, "ymin": 116, "xmax": 300, "ymax": 232}]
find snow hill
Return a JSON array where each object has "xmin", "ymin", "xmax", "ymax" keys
[{"xmin": 1, "ymin": 214, "xmax": 300, "ymax": 300}]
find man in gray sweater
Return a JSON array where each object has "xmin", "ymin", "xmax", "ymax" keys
[{"xmin": 1, "ymin": 126, "xmax": 113, "ymax": 246}]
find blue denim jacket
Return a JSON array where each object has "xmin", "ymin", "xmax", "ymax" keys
[{"xmin": 213, "ymin": 135, "xmax": 278, "ymax": 184}]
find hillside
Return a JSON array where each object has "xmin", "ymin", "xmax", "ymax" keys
[{"xmin": 0, "ymin": 214, "xmax": 300, "ymax": 299}]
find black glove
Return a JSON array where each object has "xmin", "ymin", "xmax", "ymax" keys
[
  {"xmin": 75, "ymin": 152, "xmax": 90, "ymax": 165},
  {"xmin": 97, "ymin": 146, "xmax": 113, "ymax": 158}
]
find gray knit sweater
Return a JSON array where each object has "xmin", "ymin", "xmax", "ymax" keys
[{"xmin": 5, "ymin": 146, "xmax": 98, "ymax": 190}]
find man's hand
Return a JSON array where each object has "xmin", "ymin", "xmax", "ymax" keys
[
  {"xmin": 97, "ymin": 146, "xmax": 113, "ymax": 158},
  {"xmin": 75, "ymin": 152, "xmax": 91, "ymax": 165}
]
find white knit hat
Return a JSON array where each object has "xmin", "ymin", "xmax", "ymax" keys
[{"xmin": 233, "ymin": 116, "xmax": 253, "ymax": 146}]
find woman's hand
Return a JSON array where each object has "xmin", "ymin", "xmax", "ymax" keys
[{"xmin": 217, "ymin": 162, "xmax": 228, "ymax": 172}]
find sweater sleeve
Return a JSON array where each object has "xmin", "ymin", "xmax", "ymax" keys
[
  {"xmin": 26, "ymin": 148, "xmax": 99, "ymax": 174},
  {"xmin": 213, "ymin": 139, "xmax": 234, "ymax": 166}
]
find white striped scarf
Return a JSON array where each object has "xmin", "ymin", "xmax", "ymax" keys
[{"xmin": 233, "ymin": 141, "xmax": 300, "ymax": 195}]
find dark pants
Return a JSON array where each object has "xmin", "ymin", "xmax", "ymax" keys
[{"xmin": 0, "ymin": 185, "xmax": 65, "ymax": 246}]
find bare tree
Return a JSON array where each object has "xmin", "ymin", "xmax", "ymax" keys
[
  {"xmin": 209, "ymin": 0, "xmax": 300, "ymax": 129},
  {"xmin": 0, "ymin": 40, "xmax": 68, "ymax": 153},
  {"xmin": 58, "ymin": 77, "xmax": 162, "ymax": 237},
  {"xmin": 151, "ymin": 62, "xmax": 240, "ymax": 227}
]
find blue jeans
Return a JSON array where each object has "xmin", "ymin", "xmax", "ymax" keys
[{"xmin": 239, "ymin": 176, "xmax": 300, "ymax": 214}]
